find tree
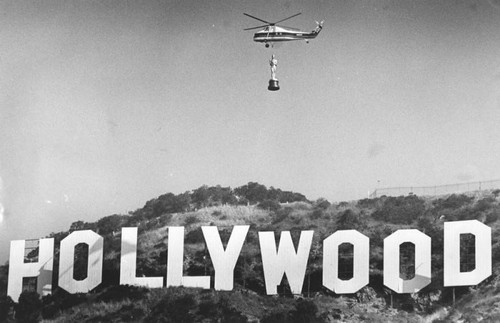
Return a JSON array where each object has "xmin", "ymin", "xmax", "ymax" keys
[
  {"xmin": 314, "ymin": 198, "xmax": 331, "ymax": 210},
  {"xmin": 234, "ymin": 182, "xmax": 268, "ymax": 204},
  {"xmin": 69, "ymin": 220, "xmax": 85, "ymax": 232},
  {"xmin": 192, "ymin": 185, "xmax": 210, "ymax": 208},
  {"xmin": 267, "ymin": 187, "xmax": 281, "ymax": 200},
  {"xmin": 277, "ymin": 191, "xmax": 308, "ymax": 203},
  {"xmin": 97, "ymin": 214, "xmax": 125, "ymax": 235},
  {"xmin": 148, "ymin": 192, "xmax": 191, "ymax": 218}
]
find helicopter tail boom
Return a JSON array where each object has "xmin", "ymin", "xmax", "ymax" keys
[{"xmin": 312, "ymin": 20, "xmax": 324, "ymax": 35}]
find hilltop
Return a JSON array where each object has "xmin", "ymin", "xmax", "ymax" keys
[{"xmin": 1, "ymin": 182, "xmax": 500, "ymax": 322}]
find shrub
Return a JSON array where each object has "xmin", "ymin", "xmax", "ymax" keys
[
  {"xmin": 212, "ymin": 210, "xmax": 223, "ymax": 217},
  {"xmin": 337, "ymin": 201, "xmax": 350, "ymax": 208},
  {"xmin": 257, "ymin": 199, "xmax": 282, "ymax": 212},
  {"xmin": 198, "ymin": 298, "xmax": 218, "ymax": 317},
  {"xmin": 372, "ymin": 195, "xmax": 425, "ymax": 224},
  {"xmin": 159, "ymin": 213, "xmax": 174, "ymax": 226},
  {"xmin": 234, "ymin": 182, "xmax": 268, "ymax": 204},
  {"xmin": 145, "ymin": 289, "xmax": 197, "ymax": 323},
  {"xmin": 262, "ymin": 298, "xmax": 322, "ymax": 323},
  {"xmin": 96, "ymin": 214, "xmax": 127, "ymax": 235},
  {"xmin": 237, "ymin": 197, "xmax": 250, "ymax": 205},
  {"xmin": 272, "ymin": 207, "xmax": 293, "ymax": 224},
  {"xmin": 357, "ymin": 197, "xmax": 381, "ymax": 209},
  {"xmin": 314, "ymin": 198, "xmax": 331, "ymax": 210},
  {"xmin": 40, "ymin": 294, "xmax": 59, "ymax": 319},
  {"xmin": 492, "ymin": 242, "xmax": 500, "ymax": 265},
  {"xmin": 198, "ymin": 294, "xmax": 246, "ymax": 323},
  {"xmin": 292, "ymin": 298, "xmax": 321, "ymax": 323},
  {"xmin": 485, "ymin": 211, "xmax": 500, "ymax": 224},
  {"xmin": 116, "ymin": 303, "xmax": 146, "ymax": 322},
  {"xmin": 143, "ymin": 193, "xmax": 191, "ymax": 219},
  {"xmin": 433, "ymin": 194, "xmax": 474, "ymax": 210},
  {"xmin": 41, "ymin": 302, "xmax": 58, "ymax": 320},
  {"xmin": 0, "ymin": 295, "xmax": 13, "ymax": 321},
  {"xmin": 337, "ymin": 209, "xmax": 364, "ymax": 230},
  {"xmin": 58, "ymin": 292, "xmax": 88, "ymax": 311},
  {"xmin": 96, "ymin": 285, "xmax": 149, "ymax": 303},
  {"xmin": 310, "ymin": 209, "xmax": 324, "ymax": 219},
  {"xmin": 454, "ymin": 207, "xmax": 478, "ymax": 221},
  {"xmin": 184, "ymin": 215, "xmax": 199, "ymax": 226},
  {"xmin": 185, "ymin": 228, "xmax": 205, "ymax": 244},
  {"xmin": 290, "ymin": 201, "xmax": 313, "ymax": 210},
  {"xmin": 15, "ymin": 291, "xmax": 42, "ymax": 323},
  {"xmin": 262, "ymin": 308, "xmax": 291, "ymax": 323}
]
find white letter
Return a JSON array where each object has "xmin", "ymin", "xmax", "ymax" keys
[
  {"xmin": 444, "ymin": 220, "xmax": 491, "ymax": 286},
  {"xmin": 259, "ymin": 230, "xmax": 313, "ymax": 295},
  {"xmin": 202, "ymin": 225, "xmax": 249, "ymax": 291},
  {"xmin": 323, "ymin": 230, "xmax": 369, "ymax": 294},
  {"xmin": 59, "ymin": 230, "xmax": 103, "ymax": 294},
  {"xmin": 384, "ymin": 229, "xmax": 431, "ymax": 293},
  {"xmin": 166, "ymin": 226, "xmax": 210, "ymax": 289},
  {"xmin": 7, "ymin": 238, "xmax": 54, "ymax": 301},
  {"xmin": 120, "ymin": 227, "xmax": 163, "ymax": 288}
]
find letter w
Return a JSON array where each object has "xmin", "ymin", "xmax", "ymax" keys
[{"xmin": 259, "ymin": 231, "xmax": 313, "ymax": 295}]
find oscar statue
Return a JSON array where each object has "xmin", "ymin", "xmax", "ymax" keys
[{"xmin": 268, "ymin": 54, "xmax": 280, "ymax": 91}]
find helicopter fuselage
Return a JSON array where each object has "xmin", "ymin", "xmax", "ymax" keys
[{"xmin": 253, "ymin": 25, "xmax": 322, "ymax": 44}]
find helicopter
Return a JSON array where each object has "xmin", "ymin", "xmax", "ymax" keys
[{"xmin": 244, "ymin": 13, "xmax": 323, "ymax": 48}]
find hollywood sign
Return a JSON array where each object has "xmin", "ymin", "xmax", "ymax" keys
[{"xmin": 7, "ymin": 220, "xmax": 491, "ymax": 301}]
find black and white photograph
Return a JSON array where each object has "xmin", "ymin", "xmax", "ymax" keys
[{"xmin": 1, "ymin": 0, "xmax": 500, "ymax": 322}]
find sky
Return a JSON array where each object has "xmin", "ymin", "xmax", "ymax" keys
[{"xmin": 1, "ymin": 0, "xmax": 500, "ymax": 263}]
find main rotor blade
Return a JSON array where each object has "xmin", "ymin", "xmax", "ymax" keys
[
  {"xmin": 244, "ymin": 25, "xmax": 268, "ymax": 31},
  {"xmin": 243, "ymin": 13, "xmax": 271, "ymax": 24},
  {"xmin": 273, "ymin": 12, "xmax": 301, "ymax": 24}
]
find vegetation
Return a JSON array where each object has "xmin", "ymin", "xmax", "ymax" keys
[{"xmin": 0, "ymin": 183, "xmax": 499, "ymax": 321}]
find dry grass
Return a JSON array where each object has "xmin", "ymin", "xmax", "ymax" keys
[
  {"xmin": 421, "ymin": 307, "xmax": 449, "ymax": 323},
  {"xmin": 167, "ymin": 205, "xmax": 271, "ymax": 227},
  {"xmin": 138, "ymin": 226, "xmax": 169, "ymax": 250}
]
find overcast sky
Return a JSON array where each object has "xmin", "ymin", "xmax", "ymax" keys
[{"xmin": 1, "ymin": 0, "xmax": 500, "ymax": 262}]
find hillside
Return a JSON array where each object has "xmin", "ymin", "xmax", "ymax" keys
[{"xmin": 1, "ymin": 183, "xmax": 500, "ymax": 322}]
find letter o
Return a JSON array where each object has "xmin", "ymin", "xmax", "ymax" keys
[{"xmin": 59, "ymin": 230, "xmax": 103, "ymax": 294}]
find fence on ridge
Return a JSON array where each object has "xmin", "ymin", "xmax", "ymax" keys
[{"xmin": 369, "ymin": 179, "xmax": 500, "ymax": 198}]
